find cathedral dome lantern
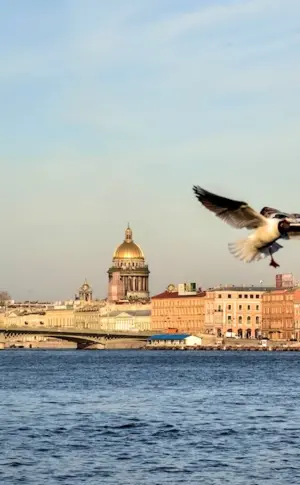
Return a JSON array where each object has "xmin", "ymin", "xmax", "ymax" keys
[
  {"xmin": 113, "ymin": 224, "xmax": 145, "ymax": 261},
  {"xmin": 108, "ymin": 225, "xmax": 150, "ymax": 302}
]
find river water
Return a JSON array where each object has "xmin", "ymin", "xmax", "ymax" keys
[{"xmin": 1, "ymin": 350, "xmax": 300, "ymax": 484}]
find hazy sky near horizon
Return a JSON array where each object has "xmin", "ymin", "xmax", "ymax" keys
[{"xmin": 1, "ymin": 0, "xmax": 300, "ymax": 300}]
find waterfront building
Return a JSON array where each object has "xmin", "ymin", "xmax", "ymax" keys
[
  {"xmin": 262, "ymin": 287, "xmax": 300, "ymax": 340},
  {"xmin": 74, "ymin": 303, "xmax": 104, "ymax": 329},
  {"xmin": 146, "ymin": 333, "xmax": 202, "ymax": 348},
  {"xmin": 108, "ymin": 225, "xmax": 150, "ymax": 302},
  {"xmin": 4, "ymin": 307, "xmax": 76, "ymax": 348},
  {"xmin": 73, "ymin": 298, "xmax": 151, "ymax": 332},
  {"xmin": 151, "ymin": 283, "xmax": 206, "ymax": 334},
  {"xmin": 204, "ymin": 285, "xmax": 275, "ymax": 338},
  {"xmin": 294, "ymin": 298, "xmax": 300, "ymax": 341},
  {"xmin": 101, "ymin": 308, "xmax": 151, "ymax": 332}
]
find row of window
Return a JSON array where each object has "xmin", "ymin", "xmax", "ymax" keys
[
  {"xmin": 263, "ymin": 294, "xmax": 294, "ymax": 301},
  {"xmin": 218, "ymin": 294, "xmax": 261, "ymax": 299},
  {"xmin": 218, "ymin": 304, "xmax": 260, "ymax": 311},
  {"xmin": 153, "ymin": 299, "xmax": 203, "ymax": 307},
  {"xmin": 263, "ymin": 307, "xmax": 293, "ymax": 314},
  {"xmin": 227, "ymin": 315, "xmax": 260, "ymax": 324},
  {"xmin": 264, "ymin": 321, "xmax": 294, "ymax": 329},
  {"xmin": 152, "ymin": 309, "xmax": 204, "ymax": 316},
  {"xmin": 152, "ymin": 321, "xmax": 203, "ymax": 328}
]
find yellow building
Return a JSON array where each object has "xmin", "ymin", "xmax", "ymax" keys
[
  {"xmin": 100, "ymin": 302, "xmax": 151, "ymax": 331},
  {"xmin": 204, "ymin": 285, "xmax": 274, "ymax": 338},
  {"xmin": 151, "ymin": 284, "xmax": 206, "ymax": 334},
  {"xmin": 74, "ymin": 300, "xmax": 151, "ymax": 332},
  {"xmin": 6, "ymin": 308, "xmax": 74, "ymax": 328},
  {"xmin": 74, "ymin": 303, "xmax": 104, "ymax": 329},
  {"xmin": 4, "ymin": 307, "xmax": 76, "ymax": 348}
]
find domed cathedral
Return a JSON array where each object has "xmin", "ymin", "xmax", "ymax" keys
[{"xmin": 108, "ymin": 225, "xmax": 150, "ymax": 302}]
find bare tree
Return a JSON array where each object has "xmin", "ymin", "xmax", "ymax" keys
[{"xmin": 0, "ymin": 291, "xmax": 11, "ymax": 305}]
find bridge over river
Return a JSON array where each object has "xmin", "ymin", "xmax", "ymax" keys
[{"xmin": 0, "ymin": 325, "xmax": 155, "ymax": 349}]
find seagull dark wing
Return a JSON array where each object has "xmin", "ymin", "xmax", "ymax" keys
[
  {"xmin": 289, "ymin": 213, "xmax": 300, "ymax": 220},
  {"xmin": 193, "ymin": 186, "xmax": 266, "ymax": 230},
  {"xmin": 260, "ymin": 207, "xmax": 289, "ymax": 218}
]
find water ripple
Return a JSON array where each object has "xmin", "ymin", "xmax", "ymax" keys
[{"xmin": 1, "ymin": 350, "xmax": 300, "ymax": 484}]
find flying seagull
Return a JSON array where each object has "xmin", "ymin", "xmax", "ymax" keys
[{"xmin": 193, "ymin": 185, "xmax": 300, "ymax": 268}]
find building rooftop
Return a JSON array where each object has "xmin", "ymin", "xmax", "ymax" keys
[
  {"xmin": 206, "ymin": 286, "xmax": 277, "ymax": 292},
  {"xmin": 151, "ymin": 291, "xmax": 206, "ymax": 300},
  {"xmin": 148, "ymin": 333, "xmax": 191, "ymax": 341},
  {"xmin": 108, "ymin": 309, "xmax": 151, "ymax": 317},
  {"xmin": 263, "ymin": 287, "xmax": 300, "ymax": 294}
]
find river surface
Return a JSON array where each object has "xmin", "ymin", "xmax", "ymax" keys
[{"xmin": 1, "ymin": 350, "xmax": 300, "ymax": 484}]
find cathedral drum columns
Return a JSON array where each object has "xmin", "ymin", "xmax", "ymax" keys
[{"xmin": 107, "ymin": 225, "xmax": 150, "ymax": 302}]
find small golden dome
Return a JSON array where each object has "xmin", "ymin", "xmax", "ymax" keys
[{"xmin": 113, "ymin": 225, "xmax": 145, "ymax": 260}]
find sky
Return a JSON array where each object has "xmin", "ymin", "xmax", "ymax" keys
[{"xmin": 1, "ymin": 0, "xmax": 300, "ymax": 300}]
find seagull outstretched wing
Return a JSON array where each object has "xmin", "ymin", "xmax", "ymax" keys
[{"xmin": 193, "ymin": 186, "xmax": 266, "ymax": 230}]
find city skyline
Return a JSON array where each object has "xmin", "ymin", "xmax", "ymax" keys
[{"xmin": 1, "ymin": 1, "xmax": 300, "ymax": 300}]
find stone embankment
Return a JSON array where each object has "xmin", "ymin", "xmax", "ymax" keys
[
  {"xmin": 145, "ymin": 336, "xmax": 300, "ymax": 352},
  {"xmin": 145, "ymin": 345, "xmax": 300, "ymax": 351}
]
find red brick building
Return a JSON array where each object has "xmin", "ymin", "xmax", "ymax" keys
[{"xmin": 262, "ymin": 288, "xmax": 300, "ymax": 340}]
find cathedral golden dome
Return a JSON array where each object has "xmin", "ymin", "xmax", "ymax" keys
[{"xmin": 113, "ymin": 225, "xmax": 145, "ymax": 260}]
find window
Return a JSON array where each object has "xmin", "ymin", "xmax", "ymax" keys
[
  {"xmin": 250, "ymin": 295, "xmax": 254, "ymax": 299},
  {"xmin": 227, "ymin": 315, "xmax": 232, "ymax": 321},
  {"xmin": 218, "ymin": 294, "xmax": 221, "ymax": 298},
  {"xmin": 228, "ymin": 294, "xmax": 232, "ymax": 299},
  {"xmin": 228, "ymin": 304, "xmax": 231, "ymax": 310},
  {"xmin": 238, "ymin": 305, "xmax": 242, "ymax": 311},
  {"xmin": 256, "ymin": 305, "xmax": 259, "ymax": 311},
  {"xmin": 244, "ymin": 295, "xmax": 248, "ymax": 298},
  {"xmin": 238, "ymin": 294, "xmax": 242, "ymax": 298},
  {"xmin": 256, "ymin": 295, "xmax": 260, "ymax": 299},
  {"xmin": 256, "ymin": 316, "xmax": 259, "ymax": 323},
  {"xmin": 247, "ymin": 305, "xmax": 250, "ymax": 310},
  {"xmin": 247, "ymin": 316, "xmax": 251, "ymax": 322},
  {"xmin": 238, "ymin": 316, "xmax": 242, "ymax": 324}
]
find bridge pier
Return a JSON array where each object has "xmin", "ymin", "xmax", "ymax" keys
[{"xmin": 77, "ymin": 342, "xmax": 106, "ymax": 350}]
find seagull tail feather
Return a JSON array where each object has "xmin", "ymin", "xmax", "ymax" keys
[{"xmin": 228, "ymin": 238, "xmax": 266, "ymax": 263}]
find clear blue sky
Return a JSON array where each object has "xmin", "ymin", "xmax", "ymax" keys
[{"xmin": 1, "ymin": 0, "xmax": 300, "ymax": 300}]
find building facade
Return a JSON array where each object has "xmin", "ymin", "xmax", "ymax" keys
[
  {"xmin": 74, "ymin": 304, "xmax": 103, "ymax": 329},
  {"xmin": 4, "ymin": 307, "xmax": 76, "ymax": 348},
  {"xmin": 151, "ymin": 284, "xmax": 206, "ymax": 334},
  {"xmin": 204, "ymin": 286, "xmax": 274, "ymax": 338},
  {"xmin": 74, "ymin": 301, "xmax": 151, "ymax": 332},
  {"xmin": 294, "ymin": 298, "xmax": 300, "ymax": 341},
  {"xmin": 262, "ymin": 288, "xmax": 300, "ymax": 340},
  {"xmin": 108, "ymin": 225, "xmax": 150, "ymax": 302},
  {"xmin": 100, "ymin": 308, "xmax": 151, "ymax": 332},
  {"xmin": 147, "ymin": 333, "xmax": 202, "ymax": 348}
]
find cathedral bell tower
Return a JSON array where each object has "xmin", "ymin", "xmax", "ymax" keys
[
  {"xmin": 107, "ymin": 224, "xmax": 150, "ymax": 302},
  {"xmin": 78, "ymin": 278, "xmax": 93, "ymax": 303}
]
